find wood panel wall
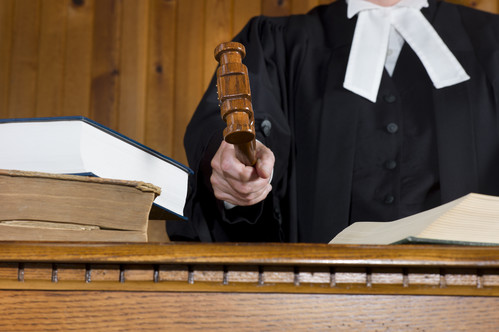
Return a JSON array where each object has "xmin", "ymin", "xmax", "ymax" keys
[{"xmin": 0, "ymin": 0, "xmax": 497, "ymax": 166}]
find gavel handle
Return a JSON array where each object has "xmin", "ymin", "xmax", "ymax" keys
[
  {"xmin": 224, "ymin": 105, "xmax": 257, "ymax": 166},
  {"xmin": 224, "ymin": 113, "xmax": 257, "ymax": 166},
  {"xmin": 234, "ymin": 140, "xmax": 257, "ymax": 166}
]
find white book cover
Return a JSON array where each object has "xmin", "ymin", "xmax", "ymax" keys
[{"xmin": 0, "ymin": 116, "xmax": 192, "ymax": 220}]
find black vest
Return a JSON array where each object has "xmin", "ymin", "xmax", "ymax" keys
[{"xmin": 349, "ymin": 44, "xmax": 441, "ymax": 224}]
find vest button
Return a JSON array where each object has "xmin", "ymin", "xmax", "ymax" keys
[
  {"xmin": 384, "ymin": 195, "xmax": 395, "ymax": 204},
  {"xmin": 385, "ymin": 160, "xmax": 397, "ymax": 170},
  {"xmin": 386, "ymin": 123, "xmax": 398, "ymax": 134},
  {"xmin": 383, "ymin": 94, "xmax": 397, "ymax": 103}
]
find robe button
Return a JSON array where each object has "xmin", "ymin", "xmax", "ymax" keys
[
  {"xmin": 383, "ymin": 94, "xmax": 397, "ymax": 103},
  {"xmin": 386, "ymin": 123, "xmax": 398, "ymax": 134},
  {"xmin": 261, "ymin": 119, "xmax": 272, "ymax": 137},
  {"xmin": 384, "ymin": 195, "xmax": 395, "ymax": 204},
  {"xmin": 385, "ymin": 160, "xmax": 397, "ymax": 170}
]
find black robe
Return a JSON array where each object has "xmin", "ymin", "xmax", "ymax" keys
[{"xmin": 176, "ymin": 0, "xmax": 499, "ymax": 243}]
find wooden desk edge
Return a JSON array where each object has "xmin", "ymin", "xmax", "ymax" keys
[{"xmin": 0, "ymin": 242, "xmax": 497, "ymax": 267}]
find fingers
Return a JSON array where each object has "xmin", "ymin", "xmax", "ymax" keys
[
  {"xmin": 212, "ymin": 176, "xmax": 272, "ymax": 206},
  {"xmin": 255, "ymin": 141, "xmax": 275, "ymax": 179},
  {"xmin": 210, "ymin": 140, "xmax": 275, "ymax": 206},
  {"xmin": 211, "ymin": 141, "xmax": 254, "ymax": 182}
]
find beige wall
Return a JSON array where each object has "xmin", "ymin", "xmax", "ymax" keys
[{"xmin": 0, "ymin": 0, "xmax": 497, "ymax": 166}]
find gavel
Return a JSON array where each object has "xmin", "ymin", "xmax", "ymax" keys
[{"xmin": 214, "ymin": 42, "xmax": 257, "ymax": 166}]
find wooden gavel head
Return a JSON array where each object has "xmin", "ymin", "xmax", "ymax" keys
[{"xmin": 214, "ymin": 42, "xmax": 255, "ymax": 145}]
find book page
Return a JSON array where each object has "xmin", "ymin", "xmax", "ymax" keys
[
  {"xmin": 330, "ymin": 195, "xmax": 467, "ymax": 244},
  {"xmin": 418, "ymin": 193, "xmax": 499, "ymax": 244}
]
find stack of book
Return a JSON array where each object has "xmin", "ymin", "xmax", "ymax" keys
[{"xmin": 0, "ymin": 116, "xmax": 192, "ymax": 242}]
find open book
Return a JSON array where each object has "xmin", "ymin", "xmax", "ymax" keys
[
  {"xmin": 330, "ymin": 193, "xmax": 499, "ymax": 246},
  {"xmin": 0, "ymin": 116, "xmax": 192, "ymax": 220}
]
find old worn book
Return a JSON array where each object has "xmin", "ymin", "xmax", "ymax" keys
[
  {"xmin": 0, "ymin": 169, "xmax": 161, "ymax": 242},
  {"xmin": 330, "ymin": 193, "xmax": 499, "ymax": 246},
  {"xmin": 0, "ymin": 116, "xmax": 192, "ymax": 220}
]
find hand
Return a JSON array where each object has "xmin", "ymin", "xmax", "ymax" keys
[{"xmin": 210, "ymin": 140, "xmax": 275, "ymax": 206}]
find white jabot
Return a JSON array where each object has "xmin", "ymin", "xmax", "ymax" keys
[
  {"xmin": 343, "ymin": 0, "xmax": 470, "ymax": 103},
  {"xmin": 384, "ymin": 26, "xmax": 404, "ymax": 76}
]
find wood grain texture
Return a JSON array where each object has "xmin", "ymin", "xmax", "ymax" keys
[
  {"xmin": 35, "ymin": 0, "xmax": 67, "ymax": 117},
  {"xmin": 291, "ymin": 0, "xmax": 322, "ymax": 14},
  {"xmin": 90, "ymin": 0, "xmax": 122, "ymax": 127},
  {"xmin": 262, "ymin": 0, "xmax": 292, "ymax": 16},
  {"xmin": 7, "ymin": 0, "xmax": 40, "ymax": 118},
  {"xmin": 0, "ymin": 242, "xmax": 497, "ymax": 330},
  {"xmin": 0, "ymin": 290, "xmax": 496, "ymax": 331},
  {"xmin": 144, "ymin": 0, "xmax": 176, "ymax": 156},
  {"xmin": 0, "ymin": 0, "xmax": 14, "ymax": 119},
  {"xmin": 204, "ymin": 0, "xmax": 232, "ymax": 89},
  {"xmin": 447, "ymin": 0, "xmax": 499, "ymax": 12},
  {"xmin": 118, "ymin": 0, "xmax": 149, "ymax": 142},
  {"xmin": 0, "ymin": 242, "xmax": 497, "ymax": 294},
  {"xmin": 174, "ymin": 0, "xmax": 206, "ymax": 163},
  {"xmin": 233, "ymin": 0, "xmax": 261, "ymax": 35},
  {"xmin": 1, "ymin": 0, "xmax": 498, "ymax": 165},
  {"xmin": 62, "ymin": 0, "xmax": 94, "ymax": 118},
  {"xmin": 0, "ymin": 242, "xmax": 497, "ymax": 267}
]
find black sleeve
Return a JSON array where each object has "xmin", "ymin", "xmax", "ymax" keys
[{"xmin": 179, "ymin": 16, "xmax": 299, "ymax": 242}]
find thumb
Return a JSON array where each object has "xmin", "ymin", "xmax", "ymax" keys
[{"xmin": 255, "ymin": 143, "xmax": 275, "ymax": 179}]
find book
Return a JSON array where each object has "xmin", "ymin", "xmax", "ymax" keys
[
  {"xmin": 329, "ymin": 193, "xmax": 499, "ymax": 246},
  {"xmin": 0, "ymin": 116, "xmax": 192, "ymax": 220},
  {"xmin": 0, "ymin": 169, "xmax": 161, "ymax": 242}
]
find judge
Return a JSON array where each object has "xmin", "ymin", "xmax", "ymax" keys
[{"xmin": 175, "ymin": 0, "xmax": 499, "ymax": 243}]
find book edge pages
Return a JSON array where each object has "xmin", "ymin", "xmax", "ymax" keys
[
  {"xmin": 329, "ymin": 194, "xmax": 471, "ymax": 245},
  {"xmin": 79, "ymin": 120, "xmax": 187, "ymax": 219},
  {"xmin": 0, "ymin": 223, "xmax": 147, "ymax": 242},
  {"xmin": 416, "ymin": 193, "xmax": 499, "ymax": 244},
  {"xmin": 0, "ymin": 169, "xmax": 161, "ymax": 195}
]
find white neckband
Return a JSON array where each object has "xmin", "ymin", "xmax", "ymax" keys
[{"xmin": 343, "ymin": 0, "xmax": 470, "ymax": 102}]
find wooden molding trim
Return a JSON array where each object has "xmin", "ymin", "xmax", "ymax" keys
[{"xmin": 0, "ymin": 242, "xmax": 497, "ymax": 296}]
